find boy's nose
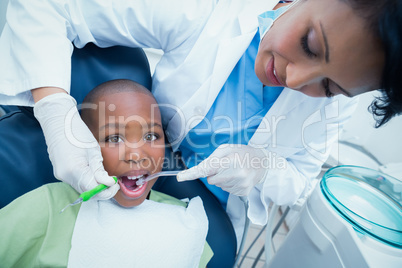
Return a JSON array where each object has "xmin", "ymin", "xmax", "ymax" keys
[
  {"xmin": 123, "ymin": 142, "xmax": 147, "ymax": 164},
  {"xmin": 127, "ymin": 152, "xmax": 145, "ymax": 163}
]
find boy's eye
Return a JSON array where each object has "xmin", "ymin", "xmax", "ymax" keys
[
  {"xmin": 144, "ymin": 133, "xmax": 159, "ymax": 141},
  {"xmin": 105, "ymin": 135, "xmax": 123, "ymax": 143}
]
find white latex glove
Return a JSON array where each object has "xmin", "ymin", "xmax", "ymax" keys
[
  {"xmin": 177, "ymin": 144, "xmax": 269, "ymax": 196},
  {"xmin": 33, "ymin": 93, "xmax": 119, "ymax": 199}
]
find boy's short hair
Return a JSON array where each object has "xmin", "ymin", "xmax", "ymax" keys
[{"xmin": 81, "ymin": 79, "xmax": 155, "ymax": 125}]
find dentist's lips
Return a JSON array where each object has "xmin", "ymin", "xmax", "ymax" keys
[
  {"xmin": 118, "ymin": 174, "xmax": 148, "ymax": 199},
  {"xmin": 266, "ymin": 58, "xmax": 285, "ymax": 87}
]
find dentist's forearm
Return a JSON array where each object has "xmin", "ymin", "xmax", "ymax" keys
[{"xmin": 31, "ymin": 87, "xmax": 68, "ymax": 103}]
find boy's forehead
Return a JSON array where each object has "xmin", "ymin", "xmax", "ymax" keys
[
  {"xmin": 98, "ymin": 90, "xmax": 151, "ymax": 102},
  {"xmin": 93, "ymin": 91, "xmax": 161, "ymax": 124}
]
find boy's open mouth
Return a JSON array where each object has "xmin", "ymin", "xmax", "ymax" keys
[{"xmin": 118, "ymin": 174, "xmax": 149, "ymax": 198}]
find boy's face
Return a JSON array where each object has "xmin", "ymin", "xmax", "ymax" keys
[{"xmin": 90, "ymin": 91, "xmax": 165, "ymax": 207}]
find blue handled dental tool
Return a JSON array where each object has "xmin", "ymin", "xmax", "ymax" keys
[
  {"xmin": 136, "ymin": 171, "xmax": 180, "ymax": 186},
  {"xmin": 60, "ymin": 176, "xmax": 118, "ymax": 214}
]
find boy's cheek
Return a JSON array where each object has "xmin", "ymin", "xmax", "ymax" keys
[
  {"xmin": 154, "ymin": 153, "xmax": 165, "ymax": 172},
  {"xmin": 100, "ymin": 148, "xmax": 120, "ymax": 172}
]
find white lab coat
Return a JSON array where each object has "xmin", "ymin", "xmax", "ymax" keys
[{"xmin": 0, "ymin": 0, "xmax": 357, "ymax": 243}]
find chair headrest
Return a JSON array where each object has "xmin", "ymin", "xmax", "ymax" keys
[
  {"xmin": 18, "ymin": 43, "xmax": 152, "ymax": 117},
  {"xmin": 71, "ymin": 43, "xmax": 152, "ymax": 105}
]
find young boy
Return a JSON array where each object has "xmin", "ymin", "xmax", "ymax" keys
[{"xmin": 0, "ymin": 79, "xmax": 212, "ymax": 267}]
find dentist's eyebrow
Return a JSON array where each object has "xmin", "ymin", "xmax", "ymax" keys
[
  {"xmin": 319, "ymin": 22, "xmax": 330, "ymax": 63},
  {"xmin": 336, "ymin": 84, "xmax": 353, "ymax": 97},
  {"xmin": 319, "ymin": 22, "xmax": 352, "ymax": 97}
]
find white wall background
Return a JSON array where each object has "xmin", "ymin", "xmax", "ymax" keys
[
  {"xmin": 326, "ymin": 91, "xmax": 402, "ymax": 178},
  {"xmin": 341, "ymin": 92, "xmax": 402, "ymax": 164},
  {"xmin": 0, "ymin": 0, "xmax": 7, "ymax": 34},
  {"xmin": 1, "ymin": 1, "xmax": 401, "ymax": 174}
]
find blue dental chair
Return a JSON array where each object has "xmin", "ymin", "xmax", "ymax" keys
[{"xmin": 0, "ymin": 44, "xmax": 236, "ymax": 267}]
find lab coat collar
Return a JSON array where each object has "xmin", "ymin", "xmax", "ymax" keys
[
  {"xmin": 209, "ymin": 0, "xmax": 279, "ymax": 102},
  {"xmin": 238, "ymin": 0, "xmax": 279, "ymax": 34},
  {"xmin": 208, "ymin": 0, "xmax": 280, "ymax": 105},
  {"xmin": 165, "ymin": 0, "xmax": 282, "ymax": 150},
  {"xmin": 248, "ymin": 88, "xmax": 310, "ymax": 148}
]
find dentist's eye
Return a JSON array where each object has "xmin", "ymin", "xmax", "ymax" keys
[
  {"xmin": 105, "ymin": 135, "xmax": 123, "ymax": 143},
  {"xmin": 144, "ymin": 133, "xmax": 159, "ymax": 141},
  {"xmin": 301, "ymin": 33, "xmax": 316, "ymax": 58},
  {"xmin": 323, "ymin": 79, "xmax": 334, "ymax": 98}
]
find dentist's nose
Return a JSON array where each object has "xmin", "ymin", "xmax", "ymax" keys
[{"xmin": 285, "ymin": 62, "xmax": 322, "ymax": 90}]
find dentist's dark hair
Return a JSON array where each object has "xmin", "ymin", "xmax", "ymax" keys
[{"xmin": 345, "ymin": 0, "xmax": 402, "ymax": 127}]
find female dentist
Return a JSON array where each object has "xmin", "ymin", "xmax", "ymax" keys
[{"xmin": 0, "ymin": 0, "xmax": 400, "ymax": 245}]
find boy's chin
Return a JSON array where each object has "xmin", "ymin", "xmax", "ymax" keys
[{"xmin": 113, "ymin": 191, "xmax": 149, "ymax": 208}]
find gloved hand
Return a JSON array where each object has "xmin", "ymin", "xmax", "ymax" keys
[
  {"xmin": 33, "ymin": 93, "xmax": 119, "ymax": 199},
  {"xmin": 177, "ymin": 144, "xmax": 270, "ymax": 196}
]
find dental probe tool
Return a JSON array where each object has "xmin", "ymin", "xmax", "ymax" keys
[
  {"xmin": 60, "ymin": 176, "xmax": 118, "ymax": 214},
  {"xmin": 136, "ymin": 170, "xmax": 180, "ymax": 186}
]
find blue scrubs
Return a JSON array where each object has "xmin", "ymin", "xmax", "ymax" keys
[{"xmin": 179, "ymin": 32, "xmax": 283, "ymax": 209}]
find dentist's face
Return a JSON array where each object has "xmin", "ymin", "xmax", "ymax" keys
[{"xmin": 255, "ymin": 0, "xmax": 384, "ymax": 98}]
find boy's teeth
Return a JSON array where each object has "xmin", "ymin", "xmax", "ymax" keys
[{"xmin": 127, "ymin": 175, "xmax": 144, "ymax": 180}]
